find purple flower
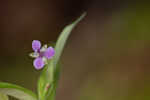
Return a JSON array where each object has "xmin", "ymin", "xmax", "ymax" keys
[{"xmin": 30, "ymin": 40, "xmax": 55, "ymax": 70}]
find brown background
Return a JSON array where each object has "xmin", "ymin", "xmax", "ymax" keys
[{"xmin": 0, "ymin": 1, "xmax": 150, "ymax": 100}]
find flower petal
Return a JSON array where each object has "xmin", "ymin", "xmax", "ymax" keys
[
  {"xmin": 44, "ymin": 47, "xmax": 55, "ymax": 59},
  {"xmin": 33, "ymin": 57, "xmax": 45, "ymax": 70},
  {"xmin": 32, "ymin": 40, "xmax": 41, "ymax": 52}
]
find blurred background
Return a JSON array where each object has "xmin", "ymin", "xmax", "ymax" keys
[{"xmin": 0, "ymin": 0, "xmax": 150, "ymax": 100}]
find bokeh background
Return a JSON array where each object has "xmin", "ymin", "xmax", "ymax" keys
[{"xmin": 0, "ymin": 0, "xmax": 150, "ymax": 100}]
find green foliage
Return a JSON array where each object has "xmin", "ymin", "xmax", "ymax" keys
[
  {"xmin": 0, "ymin": 12, "xmax": 86, "ymax": 100},
  {"xmin": 0, "ymin": 82, "xmax": 37, "ymax": 100},
  {"xmin": 0, "ymin": 93, "xmax": 9, "ymax": 100},
  {"xmin": 53, "ymin": 12, "xmax": 86, "ymax": 68},
  {"xmin": 38, "ymin": 12, "xmax": 86, "ymax": 100}
]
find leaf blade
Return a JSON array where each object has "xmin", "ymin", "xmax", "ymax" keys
[
  {"xmin": 37, "ymin": 12, "xmax": 86, "ymax": 100},
  {"xmin": 53, "ymin": 12, "xmax": 86, "ymax": 68},
  {"xmin": 0, "ymin": 93, "xmax": 9, "ymax": 100},
  {"xmin": 0, "ymin": 82, "xmax": 37, "ymax": 100},
  {"xmin": 45, "ymin": 62, "xmax": 61, "ymax": 100},
  {"xmin": 45, "ymin": 12, "xmax": 86, "ymax": 100}
]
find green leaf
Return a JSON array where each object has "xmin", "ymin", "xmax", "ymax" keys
[
  {"xmin": 53, "ymin": 12, "xmax": 86, "ymax": 69},
  {"xmin": 37, "ymin": 65, "xmax": 50, "ymax": 100},
  {"xmin": 0, "ymin": 93, "xmax": 9, "ymax": 100},
  {"xmin": 45, "ymin": 62, "xmax": 61, "ymax": 100},
  {"xmin": 38, "ymin": 61, "xmax": 59, "ymax": 100},
  {"xmin": 46, "ymin": 12, "xmax": 86, "ymax": 100},
  {"xmin": 0, "ymin": 82, "xmax": 37, "ymax": 100},
  {"xmin": 38, "ymin": 44, "xmax": 56, "ymax": 100},
  {"xmin": 37, "ymin": 12, "xmax": 86, "ymax": 100}
]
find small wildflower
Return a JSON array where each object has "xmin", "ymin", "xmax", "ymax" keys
[{"xmin": 30, "ymin": 40, "xmax": 55, "ymax": 70}]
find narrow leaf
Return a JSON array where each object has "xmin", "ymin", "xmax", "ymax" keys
[
  {"xmin": 37, "ymin": 12, "xmax": 86, "ymax": 100},
  {"xmin": 0, "ymin": 93, "xmax": 9, "ymax": 100},
  {"xmin": 37, "ymin": 65, "xmax": 50, "ymax": 100},
  {"xmin": 0, "ymin": 82, "xmax": 37, "ymax": 100},
  {"xmin": 45, "ymin": 62, "xmax": 61, "ymax": 100},
  {"xmin": 37, "ymin": 43, "xmax": 56, "ymax": 100},
  {"xmin": 45, "ymin": 12, "xmax": 86, "ymax": 100},
  {"xmin": 53, "ymin": 12, "xmax": 86, "ymax": 68}
]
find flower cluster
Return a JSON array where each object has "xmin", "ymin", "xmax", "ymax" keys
[{"xmin": 30, "ymin": 40, "xmax": 55, "ymax": 70}]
